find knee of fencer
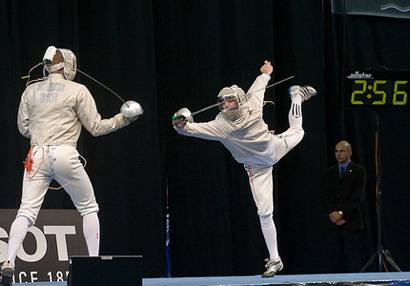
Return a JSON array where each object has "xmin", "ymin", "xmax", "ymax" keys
[
  {"xmin": 257, "ymin": 205, "xmax": 273, "ymax": 217},
  {"xmin": 299, "ymin": 129, "xmax": 305, "ymax": 141},
  {"xmin": 17, "ymin": 208, "xmax": 38, "ymax": 226},
  {"xmin": 16, "ymin": 214, "xmax": 34, "ymax": 228},
  {"xmin": 78, "ymin": 206, "xmax": 99, "ymax": 217},
  {"xmin": 259, "ymin": 213, "xmax": 273, "ymax": 224},
  {"xmin": 290, "ymin": 127, "xmax": 304, "ymax": 136},
  {"xmin": 289, "ymin": 127, "xmax": 304, "ymax": 143}
]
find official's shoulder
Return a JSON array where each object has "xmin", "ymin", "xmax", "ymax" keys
[
  {"xmin": 351, "ymin": 161, "xmax": 364, "ymax": 169},
  {"xmin": 350, "ymin": 161, "xmax": 366, "ymax": 174}
]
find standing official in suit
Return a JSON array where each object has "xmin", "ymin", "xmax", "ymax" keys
[{"xmin": 321, "ymin": 140, "xmax": 367, "ymax": 272}]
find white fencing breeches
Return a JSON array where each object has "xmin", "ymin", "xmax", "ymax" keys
[
  {"xmin": 17, "ymin": 145, "xmax": 99, "ymax": 224},
  {"xmin": 241, "ymin": 89, "xmax": 306, "ymax": 259},
  {"xmin": 273, "ymin": 94, "xmax": 305, "ymax": 162},
  {"xmin": 273, "ymin": 127, "xmax": 304, "ymax": 162},
  {"xmin": 245, "ymin": 165, "xmax": 279, "ymax": 259},
  {"xmin": 245, "ymin": 165, "xmax": 274, "ymax": 216}
]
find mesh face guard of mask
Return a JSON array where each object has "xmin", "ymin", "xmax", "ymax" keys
[
  {"xmin": 217, "ymin": 93, "xmax": 239, "ymax": 111},
  {"xmin": 43, "ymin": 46, "xmax": 77, "ymax": 81},
  {"xmin": 217, "ymin": 85, "xmax": 247, "ymax": 112}
]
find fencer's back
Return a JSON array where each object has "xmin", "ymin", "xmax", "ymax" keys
[{"xmin": 17, "ymin": 73, "xmax": 88, "ymax": 147}]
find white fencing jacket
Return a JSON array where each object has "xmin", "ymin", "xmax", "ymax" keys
[
  {"xmin": 17, "ymin": 73, "xmax": 131, "ymax": 147},
  {"xmin": 175, "ymin": 73, "xmax": 278, "ymax": 167}
]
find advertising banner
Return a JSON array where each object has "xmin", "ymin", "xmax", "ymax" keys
[
  {"xmin": 0, "ymin": 209, "xmax": 87, "ymax": 283},
  {"xmin": 331, "ymin": 0, "xmax": 410, "ymax": 19}
]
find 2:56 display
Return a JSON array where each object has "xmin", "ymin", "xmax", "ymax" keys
[{"xmin": 350, "ymin": 80, "xmax": 408, "ymax": 105}]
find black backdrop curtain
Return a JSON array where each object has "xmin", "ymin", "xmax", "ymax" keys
[
  {"xmin": 323, "ymin": 0, "xmax": 410, "ymax": 271},
  {"xmin": 0, "ymin": 0, "xmax": 409, "ymax": 278},
  {"xmin": 0, "ymin": 0, "xmax": 163, "ymax": 277}
]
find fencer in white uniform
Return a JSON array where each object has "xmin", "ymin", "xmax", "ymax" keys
[
  {"xmin": 0, "ymin": 47, "xmax": 140, "ymax": 282},
  {"xmin": 172, "ymin": 61, "xmax": 316, "ymax": 277}
]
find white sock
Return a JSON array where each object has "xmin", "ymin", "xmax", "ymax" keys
[
  {"xmin": 259, "ymin": 213, "xmax": 279, "ymax": 261},
  {"xmin": 83, "ymin": 212, "xmax": 100, "ymax": 256},
  {"xmin": 6, "ymin": 216, "xmax": 31, "ymax": 264},
  {"xmin": 289, "ymin": 94, "xmax": 303, "ymax": 129}
]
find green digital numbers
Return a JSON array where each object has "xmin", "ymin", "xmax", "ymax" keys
[
  {"xmin": 351, "ymin": 80, "xmax": 366, "ymax": 105},
  {"xmin": 372, "ymin": 80, "xmax": 387, "ymax": 105},
  {"xmin": 393, "ymin": 81, "xmax": 408, "ymax": 105},
  {"xmin": 345, "ymin": 71, "xmax": 410, "ymax": 109}
]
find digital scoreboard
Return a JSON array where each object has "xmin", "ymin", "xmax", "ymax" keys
[{"xmin": 343, "ymin": 70, "xmax": 409, "ymax": 110}]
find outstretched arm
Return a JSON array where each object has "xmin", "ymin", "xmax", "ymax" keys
[
  {"xmin": 175, "ymin": 120, "xmax": 225, "ymax": 141},
  {"xmin": 247, "ymin": 60, "xmax": 273, "ymax": 105},
  {"xmin": 76, "ymin": 86, "xmax": 132, "ymax": 137},
  {"xmin": 172, "ymin": 110, "xmax": 225, "ymax": 141}
]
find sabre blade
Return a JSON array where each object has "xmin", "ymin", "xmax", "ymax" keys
[
  {"xmin": 191, "ymin": 102, "xmax": 223, "ymax": 116},
  {"xmin": 246, "ymin": 75, "xmax": 294, "ymax": 98},
  {"xmin": 77, "ymin": 69, "xmax": 127, "ymax": 104}
]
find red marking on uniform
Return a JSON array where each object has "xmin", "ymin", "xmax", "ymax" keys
[
  {"xmin": 24, "ymin": 147, "xmax": 33, "ymax": 172},
  {"xmin": 247, "ymin": 170, "xmax": 257, "ymax": 192}
]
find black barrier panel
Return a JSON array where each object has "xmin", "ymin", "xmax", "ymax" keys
[{"xmin": 68, "ymin": 255, "xmax": 142, "ymax": 286}]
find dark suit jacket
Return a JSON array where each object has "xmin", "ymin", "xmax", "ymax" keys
[{"xmin": 321, "ymin": 161, "xmax": 366, "ymax": 230}]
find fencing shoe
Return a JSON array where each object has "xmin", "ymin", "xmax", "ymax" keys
[
  {"xmin": 262, "ymin": 257, "xmax": 283, "ymax": 278},
  {"xmin": 289, "ymin": 85, "xmax": 317, "ymax": 102},
  {"xmin": 1, "ymin": 260, "xmax": 15, "ymax": 286}
]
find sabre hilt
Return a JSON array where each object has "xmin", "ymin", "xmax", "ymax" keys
[{"xmin": 172, "ymin": 107, "xmax": 193, "ymax": 128}]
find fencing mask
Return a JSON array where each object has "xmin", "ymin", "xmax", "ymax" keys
[
  {"xmin": 43, "ymin": 46, "xmax": 77, "ymax": 81},
  {"xmin": 217, "ymin": 85, "xmax": 247, "ymax": 120}
]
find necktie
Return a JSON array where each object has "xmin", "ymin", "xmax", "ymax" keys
[{"xmin": 340, "ymin": 166, "xmax": 345, "ymax": 178}]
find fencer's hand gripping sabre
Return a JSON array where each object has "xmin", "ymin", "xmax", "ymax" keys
[
  {"xmin": 172, "ymin": 75, "xmax": 294, "ymax": 126},
  {"xmin": 21, "ymin": 46, "xmax": 143, "ymax": 119}
]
